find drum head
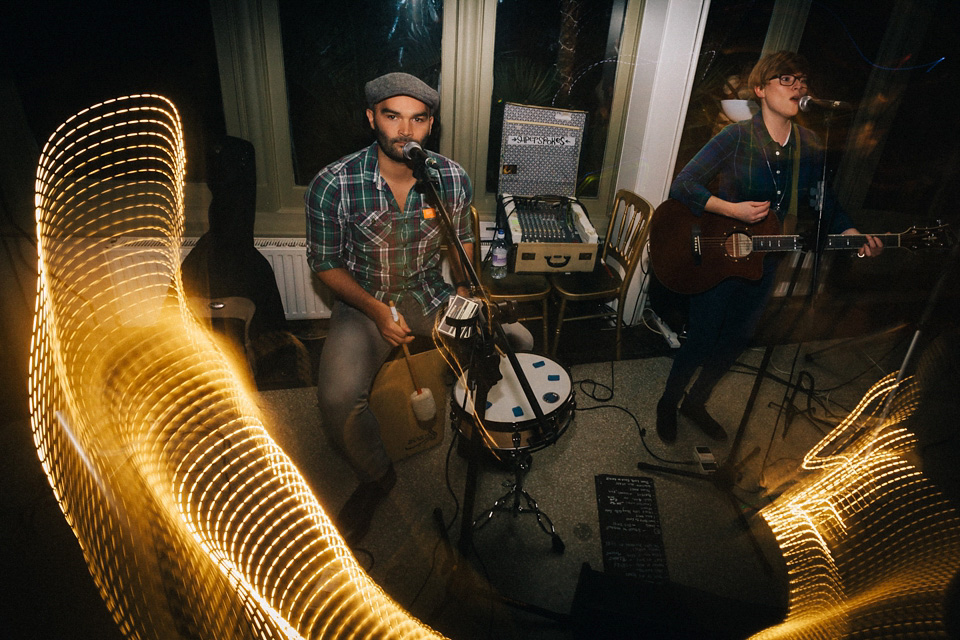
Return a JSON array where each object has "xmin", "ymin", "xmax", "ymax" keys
[{"xmin": 453, "ymin": 353, "xmax": 572, "ymax": 429}]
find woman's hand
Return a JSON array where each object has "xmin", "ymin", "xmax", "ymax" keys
[
  {"xmin": 726, "ymin": 200, "xmax": 771, "ymax": 224},
  {"xmin": 843, "ymin": 229, "xmax": 884, "ymax": 258},
  {"xmin": 705, "ymin": 196, "xmax": 770, "ymax": 224}
]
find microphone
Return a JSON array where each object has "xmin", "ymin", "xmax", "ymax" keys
[
  {"xmin": 402, "ymin": 141, "xmax": 437, "ymax": 168},
  {"xmin": 799, "ymin": 95, "xmax": 853, "ymax": 112}
]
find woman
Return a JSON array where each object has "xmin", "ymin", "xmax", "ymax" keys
[{"xmin": 656, "ymin": 50, "xmax": 882, "ymax": 443}]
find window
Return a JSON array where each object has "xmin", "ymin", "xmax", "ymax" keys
[
  {"xmin": 672, "ymin": 0, "xmax": 957, "ymax": 226},
  {"xmin": 485, "ymin": 0, "xmax": 628, "ymax": 199},
  {"xmin": 2, "ymin": 0, "xmax": 225, "ymax": 184},
  {"xmin": 671, "ymin": 1, "xmax": 772, "ymax": 177},
  {"xmin": 214, "ymin": 0, "xmax": 641, "ymax": 231},
  {"xmin": 278, "ymin": 0, "xmax": 445, "ymax": 185},
  {"xmin": 4, "ymin": 0, "xmax": 640, "ymax": 232}
]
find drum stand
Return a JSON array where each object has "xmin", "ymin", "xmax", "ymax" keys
[
  {"xmin": 451, "ymin": 327, "xmax": 565, "ymax": 555},
  {"xmin": 414, "ymin": 159, "xmax": 571, "ymax": 629},
  {"xmin": 408, "ymin": 160, "xmax": 560, "ymax": 555},
  {"xmin": 472, "ymin": 449, "xmax": 565, "ymax": 553}
]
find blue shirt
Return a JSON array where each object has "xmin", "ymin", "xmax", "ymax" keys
[{"xmin": 670, "ymin": 111, "xmax": 854, "ymax": 235}]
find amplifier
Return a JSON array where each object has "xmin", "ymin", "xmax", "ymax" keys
[
  {"xmin": 500, "ymin": 193, "xmax": 599, "ymax": 273},
  {"xmin": 494, "ymin": 103, "xmax": 597, "ymax": 273},
  {"xmin": 498, "ymin": 103, "xmax": 586, "ymax": 197}
]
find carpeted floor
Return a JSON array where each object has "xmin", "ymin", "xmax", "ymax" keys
[
  {"xmin": 251, "ymin": 288, "xmax": 960, "ymax": 638},
  {"xmin": 251, "ymin": 306, "xmax": 960, "ymax": 639},
  {"xmin": 6, "ymin": 292, "xmax": 959, "ymax": 639}
]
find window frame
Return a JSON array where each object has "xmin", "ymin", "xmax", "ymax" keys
[{"xmin": 207, "ymin": 0, "xmax": 644, "ymax": 237}]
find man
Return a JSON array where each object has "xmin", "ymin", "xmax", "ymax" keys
[
  {"xmin": 306, "ymin": 72, "xmax": 478, "ymax": 544},
  {"xmin": 656, "ymin": 51, "xmax": 883, "ymax": 444}
]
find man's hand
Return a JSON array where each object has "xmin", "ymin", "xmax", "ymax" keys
[
  {"xmin": 377, "ymin": 302, "xmax": 413, "ymax": 346},
  {"xmin": 315, "ymin": 268, "xmax": 415, "ymax": 345}
]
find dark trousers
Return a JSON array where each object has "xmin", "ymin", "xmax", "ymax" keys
[{"xmin": 661, "ymin": 261, "xmax": 777, "ymax": 408}]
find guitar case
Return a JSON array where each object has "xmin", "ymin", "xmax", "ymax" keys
[{"xmin": 179, "ymin": 136, "xmax": 311, "ymax": 389}]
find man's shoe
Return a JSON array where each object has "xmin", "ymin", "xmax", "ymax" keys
[
  {"xmin": 656, "ymin": 396, "xmax": 678, "ymax": 443},
  {"xmin": 336, "ymin": 466, "xmax": 396, "ymax": 545},
  {"xmin": 679, "ymin": 400, "xmax": 728, "ymax": 441}
]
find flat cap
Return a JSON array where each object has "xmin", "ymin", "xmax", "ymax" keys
[{"xmin": 365, "ymin": 72, "xmax": 440, "ymax": 112}]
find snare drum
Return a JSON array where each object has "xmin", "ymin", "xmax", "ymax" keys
[{"xmin": 451, "ymin": 353, "xmax": 574, "ymax": 451}]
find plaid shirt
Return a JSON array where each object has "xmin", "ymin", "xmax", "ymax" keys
[
  {"xmin": 670, "ymin": 111, "xmax": 853, "ymax": 235},
  {"xmin": 306, "ymin": 142, "xmax": 474, "ymax": 314}
]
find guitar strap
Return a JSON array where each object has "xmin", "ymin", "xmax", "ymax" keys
[{"xmin": 783, "ymin": 122, "xmax": 801, "ymax": 234}]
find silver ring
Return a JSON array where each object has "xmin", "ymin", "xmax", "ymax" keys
[{"xmin": 857, "ymin": 251, "xmax": 865, "ymax": 258}]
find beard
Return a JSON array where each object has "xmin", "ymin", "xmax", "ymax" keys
[{"xmin": 373, "ymin": 126, "xmax": 425, "ymax": 164}]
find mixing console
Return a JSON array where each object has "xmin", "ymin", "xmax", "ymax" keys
[{"xmin": 500, "ymin": 194, "xmax": 580, "ymax": 243}]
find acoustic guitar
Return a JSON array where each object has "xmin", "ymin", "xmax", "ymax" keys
[{"xmin": 649, "ymin": 199, "xmax": 952, "ymax": 295}]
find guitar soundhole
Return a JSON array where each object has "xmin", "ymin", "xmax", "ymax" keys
[{"xmin": 724, "ymin": 232, "xmax": 753, "ymax": 259}]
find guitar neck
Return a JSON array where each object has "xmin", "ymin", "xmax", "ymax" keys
[
  {"xmin": 824, "ymin": 233, "xmax": 900, "ymax": 251},
  {"xmin": 752, "ymin": 232, "xmax": 902, "ymax": 253}
]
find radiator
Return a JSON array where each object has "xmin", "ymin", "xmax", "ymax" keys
[
  {"xmin": 254, "ymin": 238, "xmax": 332, "ymax": 320},
  {"xmin": 104, "ymin": 237, "xmax": 333, "ymax": 321}
]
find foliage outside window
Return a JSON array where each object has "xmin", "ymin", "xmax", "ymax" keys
[
  {"xmin": 485, "ymin": 0, "xmax": 626, "ymax": 198},
  {"xmin": 278, "ymin": 0, "xmax": 444, "ymax": 186}
]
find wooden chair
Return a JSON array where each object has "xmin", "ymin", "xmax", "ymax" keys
[
  {"xmin": 187, "ymin": 295, "xmax": 257, "ymax": 380},
  {"xmin": 548, "ymin": 189, "xmax": 654, "ymax": 360},
  {"xmin": 470, "ymin": 206, "xmax": 552, "ymax": 350}
]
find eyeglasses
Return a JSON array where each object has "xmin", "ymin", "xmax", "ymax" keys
[{"xmin": 769, "ymin": 74, "xmax": 808, "ymax": 87}]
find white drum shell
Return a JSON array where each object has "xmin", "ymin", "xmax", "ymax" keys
[{"xmin": 452, "ymin": 353, "xmax": 574, "ymax": 450}]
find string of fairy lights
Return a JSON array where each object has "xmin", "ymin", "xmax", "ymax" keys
[
  {"xmin": 28, "ymin": 93, "xmax": 960, "ymax": 639},
  {"xmin": 29, "ymin": 94, "xmax": 444, "ymax": 639},
  {"xmin": 753, "ymin": 375, "xmax": 960, "ymax": 638}
]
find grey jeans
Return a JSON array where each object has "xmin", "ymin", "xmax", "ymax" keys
[
  {"xmin": 315, "ymin": 297, "xmax": 439, "ymax": 483},
  {"xmin": 315, "ymin": 296, "xmax": 534, "ymax": 483}
]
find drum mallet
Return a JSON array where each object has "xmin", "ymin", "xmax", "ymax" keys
[{"xmin": 389, "ymin": 301, "xmax": 436, "ymax": 422}]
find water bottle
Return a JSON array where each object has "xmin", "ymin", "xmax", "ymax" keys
[{"xmin": 491, "ymin": 229, "xmax": 508, "ymax": 280}]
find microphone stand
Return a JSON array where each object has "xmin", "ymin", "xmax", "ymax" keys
[
  {"xmin": 766, "ymin": 111, "xmax": 834, "ymax": 442},
  {"xmin": 859, "ymin": 228, "xmax": 960, "ymax": 454},
  {"xmin": 410, "ymin": 157, "xmax": 569, "ymax": 626},
  {"xmin": 741, "ymin": 110, "xmax": 843, "ymax": 485},
  {"xmin": 808, "ymin": 109, "xmax": 835, "ymax": 302}
]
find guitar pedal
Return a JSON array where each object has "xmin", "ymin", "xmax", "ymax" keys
[{"xmin": 694, "ymin": 446, "xmax": 717, "ymax": 473}]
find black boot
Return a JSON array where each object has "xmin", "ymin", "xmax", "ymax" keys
[
  {"xmin": 679, "ymin": 398, "xmax": 727, "ymax": 441},
  {"xmin": 656, "ymin": 395, "xmax": 679, "ymax": 443},
  {"xmin": 336, "ymin": 465, "xmax": 397, "ymax": 545}
]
